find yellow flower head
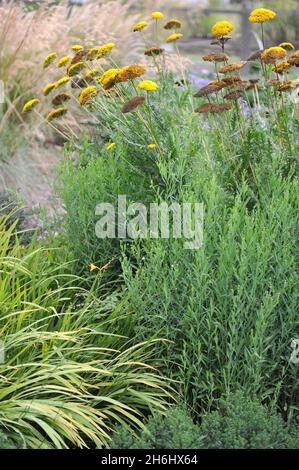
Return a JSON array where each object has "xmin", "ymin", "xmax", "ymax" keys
[
  {"xmin": 211, "ymin": 20, "xmax": 234, "ymax": 37},
  {"xmin": 99, "ymin": 68, "xmax": 120, "ymax": 90},
  {"xmin": 55, "ymin": 76, "xmax": 70, "ymax": 89},
  {"xmin": 79, "ymin": 86, "xmax": 97, "ymax": 105},
  {"xmin": 85, "ymin": 68, "xmax": 98, "ymax": 78},
  {"xmin": 43, "ymin": 83, "xmax": 56, "ymax": 96},
  {"xmin": 106, "ymin": 142, "xmax": 116, "ymax": 151},
  {"xmin": 166, "ymin": 33, "xmax": 183, "ymax": 43},
  {"xmin": 116, "ymin": 64, "xmax": 146, "ymax": 82},
  {"xmin": 273, "ymin": 61, "xmax": 292, "ymax": 74},
  {"xmin": 86, "ymin": 47, "xmax": 100, "ymax": 60},
  {"xmin": 67, "ymin": 61, "xmax": 86, "ymax": 76},
  {"xmin": 138, "ymin": 80, "xmax": 158, "ymax": 92},
  {"xmin": 97, "ymin": 43, "xmax": 116, "ymax": 58},
  {"xmin": 151, "ymin": 11, "xmax": 164, "ymax": 20},
  {"xmin": 89, "ymin": 263, "xmax": 98, "ymax": 272},
  {"xmin": 261, "ymin": 46, "xmax": 287, "ymax": 64},
  {"xmin": 22, "ymin": 98, "xmax": 40, "ymax": 114},
  {"xmin": 133, "ymin": 21, "xmax": 148, "ymax": 32},
  {"xmin": 148, "ymin": 143, "xmax": 157, "ymax": 149},
  {"xmin": 249, "ymin": 8, "xmax": 276, "ymax": 23},
  {"xmin": 46, "ymin": 107, "xmax": 68, "ymax": 122},
  {"xmin": 72, "ymin": 45, "xmax": 83, "ymax": 51},
  {"xmin": 279, "ymin": 42, "xmax": 295, "ymax": 51},
  {"xmin": 164, "ymin": 19, "xmax": 182, "ymax": 30},
  {"xmin": 43, "ymin": 52, "xmax": 57, "ymax": 69},
  {"xmin": 58, "ymin": 56, "xmax": 71, "ymax": 67}
]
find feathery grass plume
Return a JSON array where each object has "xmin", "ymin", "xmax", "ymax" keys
[
  {"xmin": 144, "ymin": 47, "xmax": 165, "ymax": 57},
  {"xmin": 58, "ymin": 56, "xmax": 71, "ymax": 67},
  {"xmin": 72, "ymin": 45, "xmax": 83, "ymax": 51},
  {"xmin": 279, "ymin": 42, "xmax": 295, "ymax": 51},
  {"xmin": 43, "ymin": 83, "xmax": 56, "ymax": 96},
  {"xmin": 273, "ymin": 61, "xmax": 292, "ymax": 74},
  {"xmin": 148, "ymin": 143, "xmax": 157, "ymax": 148},
  {"xmin": 151, "ymin": 12, "xmax": 164, "ymax": 20},
  {"xmin": 194, "ymin": 83, "xmax": 225, "ymax": 97},
  {"xmin": 224, "ymin": 90, "xmax": 245, "ymax": 100},
  {"xmin": 195, "ymin": 102, "xmax": 231, "ymax": 113},
  {"xmin": 121, "ymin": 96, "xmax": 145, "ymax": 113},
  {"xmin": 106, "ymin": 142, "xmax": 116, "ymax": 150},
  {"xmin": 261, "ymin": 47, "xmax": 287, "ymax": 64},
  {"xmin": 116, "ymin": 64, "xmax": 146, "ymax": 82},
  {"xmin": 86, "ymin": 47, "xmax": 100, "ymax": 61},
  {"xmin": 138, "ymin": 80, "xmax": 158, "ymax": 91},
  {"xmin": 246, "ymin": 50, "xmax": 263, "ymax": 61},
  {"xmin": 79, "ymin": 86, "xmax": 97, "ymax": 106},
  {"xmin": 52, "ymin": 93, "xmax": 71, "ymax": 106},
  {"xmin": 219, "ymin": 62, "xmax": 246, "ymax": 73},
  {"xmin": 202, "ymin": 52, "xmax": 229, "ymax": 63},
  {"xmin": 71, "ymin": 50, "xmax": 88, "ymax": 64},
  {"xmin": 68, "ymin": 61, "xmax": 86, "ymax": 76},
  {"xmin": 222, "ymin": 76, "xmax": 242, "ymax": 85},
  {"xmin": 164, "ymin": 19, "xmax": 182, "ymax": 30},
  {"xmin": 55, "ymin": 77, "xmax": 71, "ymax": 89},
  {"xmin": 43, "ymin": 52, "xmax": 57, "ymax": 69},
  {"xmin": 165, "ymin": 33, "xmax": 183, "ymax": 43},
  {"xmin": 133, "ymin": 21, "xmax": 148, "ymax": 32},
  {"xmin": 22, "ymin": 99, "xmax": 40, "ymax": 114},
  {"xmin": 97, "ymin": 43, "xmax": 116, "ymax": 58},
  {"xmin": 211, "ymin": 20, "xmax": 234, "ymax": 37},
  {"xmin": 249, "ymin": 8, "xmax": 276, "ymax": 23},
  {"xmin": 99, "ymin": 68, "xmax": 120, "ymax": 90},
  {"xmin": 288, "ymin": 51, "xmax": 299, "ymax": 65},
  {"xmin": 46, "ymin": 107, "xmax": 68, "ymax": 122}
]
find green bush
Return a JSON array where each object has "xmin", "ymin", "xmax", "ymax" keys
[
  {"xmin": 110, "ymin": 393, "xmax": 299, "ymax": 449},
  {"xmin": 110, "ymin": 406, "xmax": 202, "ymax": 449}
]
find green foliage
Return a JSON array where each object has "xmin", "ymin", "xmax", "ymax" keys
[
  {"xmin": 110, "ymin": 406, "xmax": 202, "ymax": 449},
  {"xmin": 200, "ymin": 391, "xmax": 299, "ymax": 449},
  {"xmin": 0, "ymin": 214, "xmax": 172, "ymax": 448},
  {"xmin": 111, "ymin": 393, "xmax": 299, "ymax": 449},
  {"xmin": 0, "ymin": 430, "xmax": 20, "ymax": 449}
]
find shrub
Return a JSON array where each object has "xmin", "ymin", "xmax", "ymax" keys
[
  {"xmin": 110, "ymin": 393, "xmax": 299, "ymax": 449},
  {"xmin": 110, "ymin": 406, "xmax": 202, "ymax": 449}
]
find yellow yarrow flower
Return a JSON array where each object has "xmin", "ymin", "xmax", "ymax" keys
[
  {"xmin": 211, "ymin": 20, "xmax": 234, "ymax": 37},
  {"xmin": 67, "ymin": 61, "xmax": 86, "ymax": 76},
  {"xmin": 133, "ymin": 21, "xmax": 148, "ymax": 32},
  {"xmin": 138, "ymin": 80, "xmax": 158, "ymax": 91},
  {"xmin": 97, "ymin": 43, "xmax": 116, "ymax": 58},
  {"xmin": 249, "ymin": 8, "xmax": 276, "ymax": 23},
  {"xmin": 261, "ymin": 46, "xmax": 287, "ymax": 64},
  {"xmin": 99, "ymin": 68, "xmax": 120, "ymax": 89},
  {"xmin": 72, "ymin": 45, "xmax": 83, "ymax": 51},
  {"xmin": 43, "ymin": 52, "xmax": 57, "ymax": 69},
  {"xmin": 79, "ymin": 86, "xmax": 97, "ymax": 105},
  {"xmin": 106, "ymin": 142, "xmax": 116, "ymax": 151},
  {"xmin": 22, "ymin": 98, "xmax": 40, "ymax": 114},
  {"xmin": 166, "ymin": 33, "xmax": 183, "ymax": 43},
  {"xmin": 43, "ymin": 83, "xmax": 56, "ymax": 96},
  {"xmin": 58, "ymin": 56, "xmax": 71, "ymax": 67},
  {"xmin": 279, "ymin": 42, "xmax": 295, "ymax": 51},
  {"xmin": 46, "ymin": 107, "xmax": 67, "ymax": 122},
  {"xmin": 151, "ymin": 11, "xmax": 164, "ymax": 20},
  {"xmin": 55, "ymin": 77, "xmax": 70, "ymax": 89},
  {"xmin": 148, "ymin": 143, "xmax": 157, "ymax": 149}
]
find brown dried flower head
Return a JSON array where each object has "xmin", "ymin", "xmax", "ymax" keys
[
  {"xmin": 273, "ymin": 61, "xmax": 292, "ymax": 74},
  {"xmin": 52, "ymin": 92, "xmax": 71, "ymax": 106},
  {"xmin": 266, "ymin": 79, "xmax": 280, "ymax": 88},
  {"xmin": 221, "ymin": 76, "xmax": 242, "ymax": 85},
  {"xmin": 202, "ymin": 52, "xmax": 229, "ymax": 63},
  {"xmin": 224, "ymin": 90, "xmax": 245, "ymax": 100},
  {"xmin": 219, "ymin": 62, "xmax": 246, "ymax": 73},
  {"xmin": 71, "ymin": 50, "xmax": 88, "ymax": 64},
  {"xmin": 144, "ymin": 47, "xmax": 165, "ymax": 57},
  {"xmin": 164, "ymin": 19, "xmax": 182, "ymax": 30},
  {"xmin": 195, "ymin": 103, "xmax": 231, "ymax": 114},
  {"xmin": 194, "ymin": 82, "xmax": 225, "ymax": 97},
  {"xmin": 278, "ymin": 80, "xmax": 299, "ymax": 92},
  {"xmin": 117, "ymin": 64, "xmax": 146, "ymax": 82},
  {"xmin": 121, "ymin": 95, "xmax": 146, "ymax": 113}
]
